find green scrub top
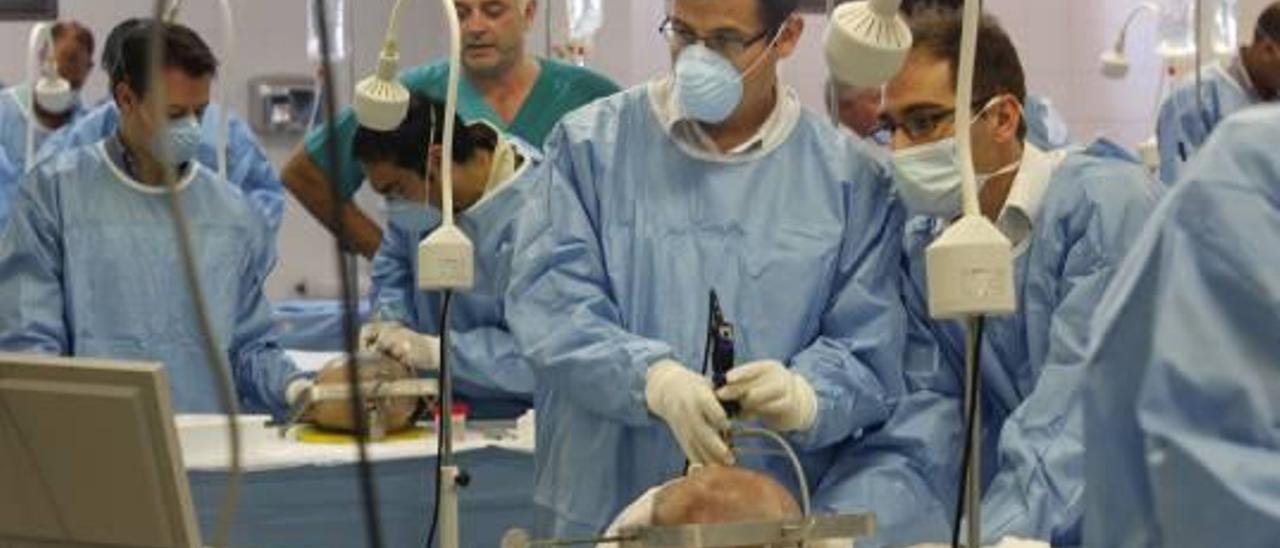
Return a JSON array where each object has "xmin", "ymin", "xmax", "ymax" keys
[{"xmin": 305, "ymin": 57, "xmax": 620, "ymax": 199}]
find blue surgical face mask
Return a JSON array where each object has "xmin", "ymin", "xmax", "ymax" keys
[
  {"xmin": 674, "ymin": 44, "xmax": 745, "ymax": 124},
  {"xmin": 385, "ymin": 198, "xmax": 438, "ymax": 238},
  {"xmin": 890, "ymin": 98, "xmax": 1021, "ymax": 217},
  {"xmin": 152, "ymin": 115, "xmax": 202, "ymax": 167}
]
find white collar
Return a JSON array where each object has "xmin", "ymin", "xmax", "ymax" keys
[
  {"xmin": 996, "ymin": 143, "xmax": 1066, "ymax": 250},
  {"xmin": 466, "ymin": 148, "xmax": 530, "ymax": 214},
  {"xmin": 96, "ymin": 141, "xmax": 198, "ymax": 194},
  {"xmin": 647, "ymin": 76, "xmax": 801, "ymax": 160}
]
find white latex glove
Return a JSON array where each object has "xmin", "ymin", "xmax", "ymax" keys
[
  {"xmin": 285, "ymin": 377, "xmax": 314, "ymax": 406},
  {"xmin": 359, "ymin": 322, "xmax": 441, "ymax": 371},
  {"xmin": 716, "ymin": 360, "xmax": 817, "ymax": 432},
  {"xmin": 645, "ymin": 360, "xmax": 734, "ymax": 466},
  {"xmin": 359, "ymin": 321, "xmax": 400, "ymax": 351}
]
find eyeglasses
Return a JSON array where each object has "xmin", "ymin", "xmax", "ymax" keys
[
  {"xmin": 658, "ymin": 18, "xmax": 772, "ymax": 59},
  {"xmin": 875, "ymin": 97, "xmax": 997, "ymax": 142}
]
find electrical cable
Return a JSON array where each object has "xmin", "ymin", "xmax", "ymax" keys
[
  {"xmin": 731, "ymin": 427, "xmax": 812, "ymax": 517},
  {"xmin": 312, "ymin": 1, "xmax": 386, "ymax": 546},
  {"xmin": 423, "ymin": 290, "xmax": 455, "ymax": 548},
  {"xmin": 951, "ymin": 316, "xmax": 985, "ymax": 548},
  {"xmin": 144, "ymin": 3, "xmax": 242, "ymax": 545}
]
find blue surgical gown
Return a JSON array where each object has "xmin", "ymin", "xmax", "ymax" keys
[
  {"xmin": 0, "ymin": 145, "xmax": 16, "ymax": 230},
  {"xmin": 0, "ymin": 83, "xmax": 88, "ymax": 172},
  {"xmin": 35, "ymin": 101, "xmax": 285, "ymax": 233},
  {"xmin": 1084, "ymin": 105, "xmax": 1280, "ymax": 548},
  {"xmin": 505, "ymin": 86, "xmax": 908, "ymax": 536},
  {"xmin": 814, "ymin": 141, "xmax": 1162, "ymax": 547},
  {"xmin": 0, "ymin": 141, "xmax": 302, "ymax": 415},
  {"xmin": 0, "ymin": 84, "xmax": 88, "ymax": 225},
  {"xmin": 369, "ymin": 146, "xmax": 541, "ymax": 406},
  {"xmin": 1025, "ymin": 94, "xmax": 1072, "ymax": 151},
  {"xmin": 1155, "ymin": 62, "xmax": 1257, "ymax": 186}
]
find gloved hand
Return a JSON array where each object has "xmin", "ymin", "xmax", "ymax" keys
[
  {"xmin": 716, "ymin": 360, "xmax": 817, "ymax": 433},
  {"xmin": 645, "ymin": 360, "xmax": 734, "ymax": 466},
  {"xmin": 286, "ymin": 377, "xmax": 314, "ymax": 407},
  {"xmin": 359, "ymin": 321, "xmax": 441, "ymax": 371}
]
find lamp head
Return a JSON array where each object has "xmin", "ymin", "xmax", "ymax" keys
[
  {"xmin": 354, "ymin": 48, "xmax": 410, "ymax": 131},
  {"xmin": 1100, "ymin": 47, "xmax": 1131, "ymax": 79},
  {"xmin": 824, "ymin": 0, "xmax": 912, "ymax": 88}
]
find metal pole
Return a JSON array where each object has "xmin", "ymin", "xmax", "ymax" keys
[{"xmin": 964, "ymin": 316, "xmax": 982, "ymax": 548}]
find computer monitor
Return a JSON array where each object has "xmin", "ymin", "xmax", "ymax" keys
[{"xmin": 0, "ymin": 353, "xmax": 202, "ymax": 548}]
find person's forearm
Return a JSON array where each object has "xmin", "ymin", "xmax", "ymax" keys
[
  {"xmin": 282, "ymin": 146, "xmax": 382, "ymax": 258},
  {"xmin": 340, "ymin": 204, "xmax": 383, "ymax": 259}
]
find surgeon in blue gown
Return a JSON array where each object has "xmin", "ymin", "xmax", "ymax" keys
[
  {"xmin": 1084, "ymin": 105, "xmax": 1280, "ymax": 548},
  {"xmin": 35, "ymin": 18, "xmax": 285, "ymax": 233},
  {"xmin": 1154, "ymin": 3, "xmax": 1280, "ymax": 185},
  {"xmin": 506, "ymin": 0, "xmax": 907, "ymax": 537},
  {"xmin": 352, "ymin": 94, "xmax": 539, "ymax": 415},
  {"xmin": 0, "ymin": 23, "xmax": 306, "ymax": 416},
  {"xmin": 0, "ymin": 21, "xmax": 95, "ymax": 222},
  {"xmin": 811, "ymin": 12, "xmax": 1162, "ymax": 547}
]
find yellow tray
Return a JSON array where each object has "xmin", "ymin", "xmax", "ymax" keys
[{"xmin": 294, "ymin": 425, "xmax": 430, "ymax": 444}]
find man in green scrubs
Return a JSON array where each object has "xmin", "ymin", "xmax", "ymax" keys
[{"xmin": 283, "ymin": 0, "xmax": 619, "ymax": 258}]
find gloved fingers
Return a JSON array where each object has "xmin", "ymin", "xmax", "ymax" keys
[
  {"xmin": 738, "ymin": 382, "xmax": 788, "ymax": 411},
  {"xmin": 758, "ymin": 397, "xmax": 796, "ymax": 418},
  {"xmin": 724, "ymin": 361, "xmax": 775, "ymax": 384},
  {"xmin": 359, "ymin": 325, "xmax": 381, "ymax": 351},
  {"xmin": 714, "ymin": 383, "xmax": 745, "ymax": 401},
  {"xmin": 689, "ymin": 424, "xmax": 734, "ymax": 466},
  {"xmin": 695, "ymin": 390, "xmax": 731, "ymax": 431}
]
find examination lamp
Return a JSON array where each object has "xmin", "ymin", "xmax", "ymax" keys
[
  {"xmin": 353, "ymin": 0, "xmax": 411, "ymax": 132},
  {"xmin": 823, "ymin": 0, "xmax": 912, "ymax": 88},
  {"xmin": 1100, "ymin": 2, "xmax": 1160, "ymax": 80}
]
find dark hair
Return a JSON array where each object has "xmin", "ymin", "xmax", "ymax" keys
[
  {"xmin": 1258, "ymin": 2, "xmax": 1280, "ymax": 43},
  {"xmin": 352, "ymin": 94, "xmax": 498, "ymax": 175},
  {"xmin": 909, "ymin": 9, "xmax": 1027, "ymax": 138},
  {"xmin": 102, "ymin": 18, "xmax": 145, "ymax": 76},
  {"xmin": 110, "ymin": 22, "xmax": 219, "ymax": 100},
  {"xmin": 757, "ymin": 0, "xmax": 799, "ymax": 35},
  {"xmin": 51, "ymin": 20, "xmax": 95, "ymax": 56}
]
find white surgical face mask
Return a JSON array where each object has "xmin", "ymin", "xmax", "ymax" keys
[{"xmin": 890, "ymin": 98, "xmax": 1021, "ymax": 217}]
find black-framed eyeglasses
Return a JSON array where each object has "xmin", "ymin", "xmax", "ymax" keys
[
  {"xmin": 875, "ymin": 97, "xmax": 996, "ymax": 142},
  {"xmin": 658, "ymin": 18, "xmax": 772, "ymax": 58}
]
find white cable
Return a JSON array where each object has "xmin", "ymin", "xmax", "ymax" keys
[
  {"xmin": 214, "ymin": 0, "xmax": 235, "ymax": 182},
  {"xmin": 955, "ymin": 1, "xmax": 981, "ymax": 218},
  {"xmin": 440, "ymin": 0, "xmax": 462, "ymax": 228},
  {"xmin": 24, "ymin": 23, "xmax": 48, "ymax": 173},
  {"xmin": 732, "ymin": 427, "xmax": 811, "ymax": 517},
  {"xmin": 145, "ymin": 7, "xmax": 243, "ymax": 547}
]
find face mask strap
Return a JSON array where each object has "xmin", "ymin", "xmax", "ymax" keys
[{"xmin": 737, "ymin": 20, "xmax": 789, "ymax": 83}]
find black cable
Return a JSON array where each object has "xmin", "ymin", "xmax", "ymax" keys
[
  {"xmin": 143, "ymin": 4, "xmax": 242, "ymax": 546},
  {"xmin": 952, "ymin": 317, "xmax": 985, "ymax": 548},
  {"xmin": 423, "ymin": 290, "xmax": 454, "ymax": 548},
  {"xmin": 312, "ymin": 1, "xmax": 385, "ymax": 546}
]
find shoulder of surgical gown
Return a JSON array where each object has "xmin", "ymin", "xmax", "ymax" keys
[{"xmin": 1085, "ymin": 104, "xmax": 1280, "ymax": 548}]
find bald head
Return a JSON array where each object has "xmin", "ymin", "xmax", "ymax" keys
[{"xmin": 652, "ymin": 466, "xmax": 800, "ymax": 527}]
